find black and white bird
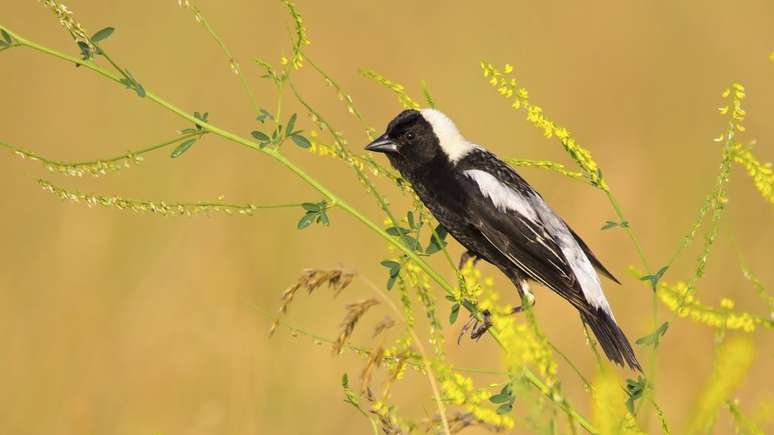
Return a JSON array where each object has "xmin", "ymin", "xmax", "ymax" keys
[{"xmin": 365, "ymin": 109, "xmax": 640, "ymax": 370}]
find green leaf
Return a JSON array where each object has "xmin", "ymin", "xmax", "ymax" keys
[
  {"xmin": 636, "ymin": 321, "xmax": 670, "ymax": 347},
  {"xmin": 496, "ymin": 404, "xmax": 513, "ymax": 414},
  {"xmin": 297, "ymin": 212, "xmax": 315, "ymax": 229},
  {"xmin": 91, "ymin": 27, "xmax": 115, "ymax": 43},
  {"xmin": 251, "ymin": 131, "xmax": 270, "ymax": 142},
  {"xmin": 601, "ymin": 220, "xmax": 618, "ymax": 230},
  {"xmin": 256, "ymin": 109, "xmax": 272, "ymax": 123},
  {"xmin": 640, "ymin": 266, "xmax": 669, "ymax": 291},
  {"xmin": 625, "ymin": 376, "xmax": 647, "ymax": 413},
  {"xmin": 134, "ymin": 81, "xmax": 146, "ymax": 97},
  {"xmin": 319, "ymin": 211, "xmax": 330, "ymax": 226},
  {"xmin": 489, "ymin": 393, "xmax": 511, "ymax": 404},
  {"xmin": 77, "ymin": 41, "xmax": 91, "ymax": 60},
  {"xmin": 286, "ymin": 113, "xmax": 297, "ymax": 137},
  {"xmin": 386, "ymin": 226, "xmax": 411, "ymax": 237},
  {"xmin": 386, "ymin": 274, "xmax": 398, "ymax": 290},
  {"xmin": 302, "ymin": 202, "xmax": 321, "ymax": 212},
  {"xmin": 402, "ymin": 236, "xmax": 421, "ymax": 251},
  {"xmin": 1, "ymin": 29, "xmax": 11, "ymax": 45},
  {"xmin": 449, "ymin": 304, "xmax": 460, "ymax": 325},
  {"xmin": 341, "ymin": 373, "xmax": 349, "ymax": 388},
  {"xmin": 407, "ymin": 211, "xmax": 416, "ymax": 229},
  {"xmin": 381, "ymin": 260, "xmax": 401, "ymax": 290},
  {"xmin": 425, "ymin": 225, "xmax": 449, "ymax": 254},
  {"xmin": 170, "ymin": 138, "xmax": 197, "ymax": 158},
  {"xmin": 291, "ymin": 134, "xmax": 312, "ymax": 149}
]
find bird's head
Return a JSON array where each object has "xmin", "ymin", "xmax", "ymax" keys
[{"xmin": 365, "ymin": 109, "xmax": 476, "ymax": 170}]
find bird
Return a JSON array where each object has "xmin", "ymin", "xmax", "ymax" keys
[{"xmin": 364, "ymin": 108, "xmax": 641, "ymax": 370}]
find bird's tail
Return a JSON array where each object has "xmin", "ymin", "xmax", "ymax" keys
[{"xmin": 581, "ymin": 308, "xmax": 641, "ymax": 371}]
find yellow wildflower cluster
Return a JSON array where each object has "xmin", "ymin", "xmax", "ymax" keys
[
  {"xmin": 687, "ymin": 337, "xmax": 755, "ymax": 434},
  {"xmin": 657, "ymin": 279, "xmax": 772, "ymax": 332},
  {"xmin": 438, "ymin": 369, "xmax": 515, "ymax": 430},
  {"xmin": 505, "ymin": 158, "xmax": 587, "ymax": 183},
  {"xmin": 360, "ymin": 69, "xmax": 421, "ymax": 109},
  {"xmin": 592, "ymin": 370, "xmax": 645, "ymax": 434},
  {"xmin": 457, "ymin": 261, "xmax": 492, "ymax": 304},
  {"xmin": 733, "ymin": 143, "xmax": 774, "ymax": 205},
  {"xmin": 467, "ymin": 266, "xmax": 557, "ymax": 383},
  {"xmin": 280, "ymin": 0, "xmax": 310, "ymax": 69},
  {"xmin": 481, "ymin": 61, "xmax": 606, "ymax": 189},
  {"xmin": 719, "ymin": 83, "xmax": 747, "ymax": 133}
]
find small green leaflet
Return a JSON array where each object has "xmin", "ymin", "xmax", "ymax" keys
[
  {"xmin": 380, "ymin": 260, "xmax": 401, "ymax": 290},
  {"xmin": 291, "ymin": 134, "xmax": 311, "ymax": 149},
  {"xmin": 601, "ymin": 220, "xmax": 629, "ymax": 230},
  {"xmin": 625, "ymin": 376, "xmax": 647, "ymax": 414},
  {"xmin": 636, "ymin": 321, "xmax": 669, "ymax": 347},
  {"xmin": 449, "ymin": 304, "xmax": 460, "ymax": 324},
  {"xmin": 119, "ymin": 68, "xmax": 145, "ymax": 97},
  {"xmin": 297, "ymin": 201, "xmax": 330, "ymax": 229},
  {"xmin": 91, "ymin": 27, "xmax": 115, "ymax": 43},
  {"xmin": 425, "ymin": 224, "xmax": 448, "ymax": 254},
  {"xmin": 170, "ymin": 138, "xmax": 197, "ymax": 158},
  {"xmin": 286, "ymin": 113, "xmax": 297, "ymax": 136},
  {"xmin": 284, "ymin": 112, "xmax": 311, "ymax": 149},
  {"xmin": 640, "ymin": 265, "xmax": 669, "ymax": 291},
  {"xmin": 251, "ymin": 130, "xmax": 270, "ymax": 147},
  {"xmin": 489, "ymin": 383, "xmax": 515, "ymax": 414},
  {"xmin": 406, "ymin": 211, "xmax": 416, "ymax": 229},
  {"xmin": 1, "ymin": 29, "xmax": 12, "ymax": 46},
  {"xmin": 77, "ymin": 41, "xmax": 91, "ymax": 60},
  {"xmin": 256, "ymin": 109, "xmax": 272, "ymax": 123},
  {"xmin": 385, "ymin": 226, "xmax": 421, "ymax": 251}
]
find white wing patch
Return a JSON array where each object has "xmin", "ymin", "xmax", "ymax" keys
[
  {"xmin": 420, "ymin": 109, "xmax": 479, "ymax": 163},
  {"xmin": 530, "ymin": 197, "xmax": 614, "ymax": 318},
  {"xmin": 465, "ymin": 168, "xmax": 614, "ymax": 317},
  {"xmin": 464, "ymin": 169, "xmax": 538, "ymax": 221}
]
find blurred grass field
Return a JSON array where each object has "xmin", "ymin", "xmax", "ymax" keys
[{"xmin": 0, "ymin": 1, "xmax": 773, "ymax": 433}]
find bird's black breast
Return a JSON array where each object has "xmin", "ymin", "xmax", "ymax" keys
[{"xmin": 392, "ymin": 154, "xmax": 511, "ymax": 268}]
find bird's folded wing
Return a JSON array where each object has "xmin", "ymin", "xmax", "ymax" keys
[{"xmin": 467, "ymin": 202, "xmax": 592, "ymax": 313}]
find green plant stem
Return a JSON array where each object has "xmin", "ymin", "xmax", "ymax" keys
[
  {"xmin": 0, "ymin": 131, "xmax": 203, "ymax": 170},
  {"xmin": 185, "ymin": 3, "xmax": 260, "ymax": 114},
  {"xmin": 3, "ymin": 25, "xmax": 596, "ymax": 434}
]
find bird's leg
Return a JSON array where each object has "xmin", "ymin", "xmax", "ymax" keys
[
  {"xmin": 457, "ymin": 280, "xmax": 536, "ymax": 344},
  {"xmin": 512, "ymin": 279, "xmax": 536, "ymax": 313},
  {"xmin": 458, "ymin": 250, "xmax": 481, "ymax": 269}
]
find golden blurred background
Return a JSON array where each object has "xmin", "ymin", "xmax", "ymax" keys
[{"xmin": 1, "ymin": 1, "xmax": 772, "ymax": 433}]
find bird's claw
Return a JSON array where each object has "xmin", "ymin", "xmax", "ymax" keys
[
  {"xmin": 457, "ymin": 304, "xmax": 530, "ymax": 344},
  {"xmin": 458, "ymin": 251, "xmax": 481, "ymax": 269}
]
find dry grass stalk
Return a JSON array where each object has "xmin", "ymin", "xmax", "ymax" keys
[
  {"xmin": 426, "ymin": 412, "xmax": 506, "ymax": 434},
  {"xmin": 360, "ymin": 344, "xmax": 385, "ymax": 393},
  {"xmin": 372, "ymin": 316, "xmax": 396, "ymax": 338},
  {"xmin": 333, "ymin": 298, "xmax": 379, "ymax": 355},
  {"xmin": 269, "ymin": 267, "xmax": 356, "ymax": 335}
]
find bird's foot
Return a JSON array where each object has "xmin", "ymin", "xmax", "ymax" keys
[
  {"xmin": 457, "ymin": 309, "xmax": 492, "ymax": 343},
  {"xmin": 458, "ymin": 251, "xmax": 481, "ymax": 269},
  {"xmin": 457, "ymin": 304, "xmax": 532, "ymax": 344}
]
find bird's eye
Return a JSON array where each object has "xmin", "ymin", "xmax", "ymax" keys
[{"xmin": 406, "ymin": 131, "xmax": 415, "ymax": 140}]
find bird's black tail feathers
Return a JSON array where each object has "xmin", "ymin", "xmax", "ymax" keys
[{"xmin": 581, "ymin": 308, "xmax": 641, "ymax": 371}]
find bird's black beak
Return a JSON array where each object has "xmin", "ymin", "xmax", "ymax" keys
[{"xmin": 364, "ymin": 134, "xmax": 398, "ymax": 154}]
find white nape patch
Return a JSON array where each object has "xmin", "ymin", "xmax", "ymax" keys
[
  {"xmin": 420, "ymin": 109, "xmax": 478, "ymax": 163},
  {"xmin": 464, "ymin": 169, "xmax": 539, "ymax": 222},
  {"xmin": 531, "ymin": 198, "xmax": 614, "ymax": 317}
]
